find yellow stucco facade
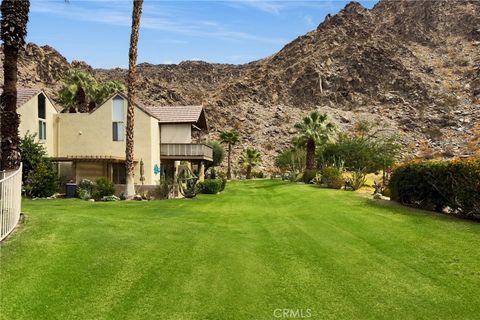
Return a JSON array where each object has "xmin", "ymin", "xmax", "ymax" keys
[
  {"xmin": 17, "ymin": 92, "xmax": 58, "ymax": 157},
  {"xmin": 57, "ymin": 95, "xmax": 161, "ymax": 185}
]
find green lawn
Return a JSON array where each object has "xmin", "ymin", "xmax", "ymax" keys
[{"xmin": 1, "ymin": 180, "xmax": 480, "ymax": 320}]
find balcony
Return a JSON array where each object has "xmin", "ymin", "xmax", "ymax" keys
[{"xmin": 160, "ymin": 143, "xmax": 213, "ymax": 161}]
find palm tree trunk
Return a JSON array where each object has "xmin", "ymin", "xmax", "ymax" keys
[
  {"xmin": 1, "ymin": 0, "xmax": 30, "ymax": 170},
  {"xmin": 75, "ymin": 87, "xmax": 88, "ymax": 113},
  {"xmin": 246, "ymin": 166, "xmax": 252, "ymax": 179},
  {"xmin": 227, "ymin": 143, "xmax": 232, "ymax": 180},
  {"xmin": 306, "ymin": 138, "xmax": 316, "ymax": 170},
  {"xmin": 125, "ymin": 0, "xmax": 143, "ymax": 198}
]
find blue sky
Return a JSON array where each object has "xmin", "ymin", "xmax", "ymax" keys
[{"xmin": 28, "ymin": 0, "xmax": 378, "ymax": 68}]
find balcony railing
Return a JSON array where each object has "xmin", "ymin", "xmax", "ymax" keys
[{"xmin": 160, "ymin": 143, "xmax": 213, "ymax": 161}]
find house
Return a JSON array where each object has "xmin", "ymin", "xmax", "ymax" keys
[{"xmin": 13, "ymin": 88, "xmax": 212, "ymax": 188}]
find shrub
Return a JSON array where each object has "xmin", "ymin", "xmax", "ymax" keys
[
  {"xmin": 217, "ymin": 172, "xmax": 228, "ymax": 192},
  {"xmin": 77, "ymin": 179, "xmax": 95, "ymax": 200},
  {"xmin": 390, "ymin": 158, "xmax": 480, "ymax": 216},
  {"xmin": 321, "ymin": 166, "xmax": 344, "ymax": 189},
  {"xmin": 93, "ymin": 177, "xmax": 115, "ymax": 200},
  {"xmin": 24, "ymin": 160, "xmax": 58, "ymax": 198},
  {"xmin": 275, "ymin": 147, "xmax": 306, "ymax": 173},
  {"xmin": 198, "ymin": 179, "xmax": 223, "ymax": 194},
  {"xmin": 302, "ymin": 169, "xmax": 317, "ymax": 183},
  {"xmin": 20, "ymin": 133, "xmax": 59, "ymax": 198}
]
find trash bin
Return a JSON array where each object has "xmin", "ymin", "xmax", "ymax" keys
[{"xmin": 65, "ymin": 183, "xmax": 77, "ymax": 198}]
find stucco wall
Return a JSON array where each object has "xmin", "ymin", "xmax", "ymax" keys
[
  {"xmin": 57, "ymin": 96, "xmax": 160, "ymax": 184},
  {"xmin": 160, "ymin": 124, "xmax": 192, "ymax": 143},
  {"xmin": 17, "ymin": 93, "xmax": 58, "ymax": 156}
]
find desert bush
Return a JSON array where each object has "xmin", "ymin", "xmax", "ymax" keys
[
  {"xmin": 319, "ymin": 131, "xmax": 402, "ymax": 173},
  {"xmin": 321, "ymin": 166, "xmax": 344, "ymax": 189},
  {"xmin": 198, "ymin": 179, "xmax": 223, "ymax": 194},
  {"xmin": 274, "ymin": 147, "xmax": 306, "ymax": 174},
  {"xmin": 390, "ymin": 158, "xmax": 480, "ymax": 216},
  {"xmin": 93, "ymin": 177, "xmax": 115, "ymax": 200}
]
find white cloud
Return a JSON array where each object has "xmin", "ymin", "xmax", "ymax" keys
[
  {"xmin": 30, "ymin": 1, "xmax": 286, "ymax": 44},
  {"xmin": 225, "ymin": 0, "xmax": 337, "ymax": 15}
]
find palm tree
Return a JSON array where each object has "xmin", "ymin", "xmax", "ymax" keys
[
  {"xmin": 239, "ymin": 147, "xmax": 262, "ymax": 179},
  {"xmin": 58, "ymin": 70, "xmax": 125, "ymax": 112},
  {"xmin": 219, "ymin": 131, "xmax": 239, "ymax": 180},
  {"xmin": 125, "ymin": 0, "xmax": 143, "ymax": 198},
  {"xmin": 0, "ymin": 0, "xmax": 30, "ymax": 170},
  {"xmin": 294, "ymin": 110, "xmax": 335, "ymax": 170}
]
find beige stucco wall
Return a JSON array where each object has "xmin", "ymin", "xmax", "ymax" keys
[
  {"xmin": 17, "ymin": 93, "xmax": 58, "ymax": 157},
  {"xmin": 160, "ymin": 124, "xmax": 192, "ymax": 143},
  {"xmin": 57, "ymin": 96, "xmax": 160, "ymax": 184}
]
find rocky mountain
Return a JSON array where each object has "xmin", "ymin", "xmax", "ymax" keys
[{"xmin": 2, "ymin": 0, "xmax": 479, "ymax": 171}]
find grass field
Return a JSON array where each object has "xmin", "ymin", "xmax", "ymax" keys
[{"xmin": 1, "ymin": 180, "xmax": 480, "ymax": 319}]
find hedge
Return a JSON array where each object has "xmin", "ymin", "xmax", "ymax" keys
[
  {"xmin": 390, "ymin": 158, "xmax": 480, "ymax": 217},
  {"xmin": 198, "ymin": 179, "xmax": 223, "ymax": 194}
]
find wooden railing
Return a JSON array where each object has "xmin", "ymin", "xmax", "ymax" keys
[
  {"xmin": 160, "ymin": 143, "xmax": 213, "ymax": 161},
  {"xmin": 0, "ymin": 163, "xmax": 22, "ymax": 242}
]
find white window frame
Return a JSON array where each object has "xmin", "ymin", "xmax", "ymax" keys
[
  {"xmin": 112, "ymin": 96, "xmax": 125, "ymax": 142},
  {"xmin": 39, "ymin": 119, "xmax": 47, "ymax": 141}
]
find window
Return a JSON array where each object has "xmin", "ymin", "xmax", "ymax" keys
[
  {"xmin": 39, "ymin": 120, "xmax": 46, "ymax": 140},
  {"xmin": 112, "ymin": 96, "xmax": 124, "ymax": 141},
  {"xmin": 112, "ymin": 163, "xmax": 126, "ymax": 184},
  {"xmin": 38, "ymin": 94, "xmax": 46, "ymax": 140}
]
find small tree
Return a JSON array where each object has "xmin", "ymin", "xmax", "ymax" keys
[
  {"xmin": 20, "ymin": 133, "xmax": 58, "ymax": 198},
  {"xmin": 319, "ymin": 120, "xmax": 403, "ymax": 185},
  {"xmin": 239, "ymin": 147, "xmax": 262, "ymax": 179},
  {"xmin": 206, "ymin": 140, "xmax": 225, "ymax": 175},
  {"xmin": 220, "ymin": 131, "xmax": 240, "ymax": 180}
]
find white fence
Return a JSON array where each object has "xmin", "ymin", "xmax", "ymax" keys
[{"xmin": 0, "ymin": 163, "xmax": 22, "ymax": 241}]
